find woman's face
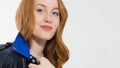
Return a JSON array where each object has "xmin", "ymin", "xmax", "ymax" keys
[{"xmin": 33, "ymin": 0, "xmax": 60, "ymax": 41}]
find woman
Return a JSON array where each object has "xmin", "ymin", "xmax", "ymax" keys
[{"xmin": 0, "ymin": 0, "xmax": 69, "ymax": 68}]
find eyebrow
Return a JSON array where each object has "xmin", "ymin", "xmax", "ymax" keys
[
  {"xmin": 35, "ymin": 3, "xmax": 59, "ymax": 10},
  {"xmin": 35, "ymin": 4, "xmax": 46, "ymax": 8}
]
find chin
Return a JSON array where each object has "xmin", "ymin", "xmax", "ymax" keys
[
  {"xmin": 33, "ymin": 31, "xmax": 55, "ymax": 41},
  {"xmin": 36, "ymin": 34, "xmax": 54, "ymax": 41},
  {"xmin": 43, "ymin": 36, "xmax": 54, "ymax": 41}
]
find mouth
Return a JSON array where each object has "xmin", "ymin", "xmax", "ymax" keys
[{"xmin": 40, "ymin": 25, "xmax": 53, "ymax": 31}]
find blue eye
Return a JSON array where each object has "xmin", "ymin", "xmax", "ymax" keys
[
  {"xmin": 52, "ymin": 12, "xmax": 59, "ymax": 16},
  {"xmin": 37, "ymin": 9, "xmax": 44, "ymax": 13}
]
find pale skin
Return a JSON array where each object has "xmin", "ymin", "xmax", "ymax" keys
[{"xmin": 29, "ymin": 0, "xmax": 60, "ymax": 68}]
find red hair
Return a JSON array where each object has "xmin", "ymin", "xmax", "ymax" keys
[{"xmin": 16, "ymin": 0, "xmax": 69, "ymax": 68}]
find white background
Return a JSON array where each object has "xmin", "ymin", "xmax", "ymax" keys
[{"xmin": 0, "ymin": 0, "xmax": 120, "ymax": 68}]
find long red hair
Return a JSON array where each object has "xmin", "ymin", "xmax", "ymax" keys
[{"xmin": 16, "ymin": 0, "xmax": 69, "ymax": 68}]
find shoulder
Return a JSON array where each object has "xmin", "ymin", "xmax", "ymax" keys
[
  {"xmin": 0, "ymin": 42, "xmax": 13, "ymax": 61},
  {"xmin": 0, "ymin": 42, "xmax": 29, "ymax": 68},
  {"xmin": 0, "ymin": 42, "xmax": 12, "ymax": 50}
]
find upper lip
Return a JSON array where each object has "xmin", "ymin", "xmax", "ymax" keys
[{"xmin": 40, "ymin": 25, "xmax": 53, "ymax": 29}]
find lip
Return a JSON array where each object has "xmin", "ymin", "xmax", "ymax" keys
[{"xmin": 40, "ymin": 25, "xmax": 53, "ymax": 31}]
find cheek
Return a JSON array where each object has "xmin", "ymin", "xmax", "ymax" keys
[
  {"xmin": 54, "ymin": 20, "xmax": 60, "ymax": 30},
  {"xmin": 53, "ymin": 22, "xmax": 59, "ymax": 35},
  {"xmin": 54, "ymin": 17, "xmax": 60, "ymax": 28},
  {"xmin": 34, "ymin": 12, "xmax": 43, "ymax": 24}
]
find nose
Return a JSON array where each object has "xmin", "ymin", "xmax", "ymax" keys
[{"xmin": 44, "ymin": 13, "xmax": 52, "ymax": 24}]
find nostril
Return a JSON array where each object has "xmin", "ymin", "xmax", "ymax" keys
[
  {"xmin": 44, "ymin": 14, "xmax": 52, "ymax": 24},
  {"xmin": 44, "ymin": 18, "xmax": 52, "ymax": 24},
  {"xmin": 45, "ymin": 20, "xmax": 52, "ymax": 23}
]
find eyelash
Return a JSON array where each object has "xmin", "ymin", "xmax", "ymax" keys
[
  {"xmin": 52, "ymin": 12, "xmax": 59, "ymax": 16},
  {"xmin": 37, "ymin": 9, "xmax": 44, "ymax": 13}
]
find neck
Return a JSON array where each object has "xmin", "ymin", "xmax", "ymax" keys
[{"xmin": 30, "ymin": 36, "xmax": 47, "ymax": 58}]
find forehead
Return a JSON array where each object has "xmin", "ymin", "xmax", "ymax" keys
[{"xmin": 34, "ymin": 0, "xmax": 59, "ymax": 8}]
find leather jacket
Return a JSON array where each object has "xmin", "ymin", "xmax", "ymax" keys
[
  {"xmin": 0, "ymin": 42, "xmax": 29, "ymax": 68},
  {"xmin": 0, "ymin": 33, "xmax": 39, "ymax": 68}
]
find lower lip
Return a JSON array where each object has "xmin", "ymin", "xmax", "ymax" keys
[{"xmin": 40, "ymin": 26, "xmax": 52, "ymax": 31}]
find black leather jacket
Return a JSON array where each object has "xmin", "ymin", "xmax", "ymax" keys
[
  {"xmin": 0, "ymin": 33, "xmax": 39, "ymax": 68},
  {"xmin": 0, "ymin": 43, "xmax": 29, "ymax": 68}
]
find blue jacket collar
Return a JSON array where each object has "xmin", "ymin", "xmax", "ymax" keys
[{"xmin": 12, "ymin": 33, "xmax": 30, "ymax": 60}]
